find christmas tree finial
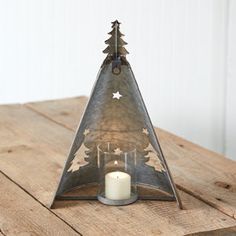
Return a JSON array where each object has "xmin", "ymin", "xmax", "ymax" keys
[
  {"xmin": 103, "ymin": 20, "xmax": 129, "ymax": 57},
  {"xmin": 111, "ymin": 19, "xmax": 121, "ymax": 26}
]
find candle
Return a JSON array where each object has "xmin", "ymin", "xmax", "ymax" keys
[{"xmin": 105, "ymin": 171, "xmax": 131, "ymax": 200}]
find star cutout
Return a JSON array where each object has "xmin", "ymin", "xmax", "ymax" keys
[
  {"xmin": 112, "ymin": 91, "xmax": 122, "ymax": 100},
  {"xmin": 114, "ymin": 148, "xmax": 122, "ymax": 155},
  {"xmin": 83, "ymin": 129, "xmax": 90, "ymax": 136},
  {"xmin": 142, "ymin": 128, "xmax": 149, "ymax": 135}
]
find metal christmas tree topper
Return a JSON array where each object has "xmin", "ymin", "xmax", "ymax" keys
[{"xmin": 51, "ymin": 20, "xmax": 182, "ymax": 208}]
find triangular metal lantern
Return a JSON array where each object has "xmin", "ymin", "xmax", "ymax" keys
[{"xmin": 51, "ymin": 20, "xmax": 182, "ymax": 209}]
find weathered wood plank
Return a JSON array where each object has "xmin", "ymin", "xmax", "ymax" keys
[
  {"xmin": 26, "ymin": 97, "xmax": 236, "ymax": 219},
  {"xmin": 187, "ymin": 226, "xmax": 236, "ymax": 235},
  {"xmin": 0, "ymin": 104, "xmax": 236, "ymax": 235},
  {"xmin": 159, "ymin": 130, "xmax": 236, "ymax": 219},
  {"xmin": 26, "ymin": 96, "xmax": 87, "ymax": 131},
  {"xmin": 0, "ymin": 171, "xmax": 79, "ymax": 236}
]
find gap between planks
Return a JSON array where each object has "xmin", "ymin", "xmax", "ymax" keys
[
  {"xmin": 0, "ymin": 230, "xmax": 5, "ymax": 236},
  {"xmin": 0, "ymin": 170, "xmax": 82, "ymax": 236},
  {"xmin": 25, "ymin": 103, "xmax": 75, "ymax": 132},
  {"xmin": 186, "ymin": 226, "xmax": 236, "ymax": 236}
]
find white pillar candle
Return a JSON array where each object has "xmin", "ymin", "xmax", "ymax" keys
[{"xmin": 105, "ymin": 171, "xmax": 131, "ymax": 200}]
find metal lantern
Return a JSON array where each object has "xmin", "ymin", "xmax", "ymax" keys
[{"xmin": 51, "ymin": 20, "xmax": 182, "ymax": 208}]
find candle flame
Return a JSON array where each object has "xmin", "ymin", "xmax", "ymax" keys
[{"xmin": 114, "ymin": 160, "xmax": 118, "ymax": 165}]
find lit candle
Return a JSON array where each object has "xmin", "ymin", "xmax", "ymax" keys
[{"xmin": 105, "ymin": 171, "xmax": 131, "ymax": 200}]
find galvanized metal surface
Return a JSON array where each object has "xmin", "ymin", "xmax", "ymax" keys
[
  {"xmin": 98, "ymin": 192, "xmax": 138, "ymax": 206},
  {"xmin": 51, "ymin": 21, "xmax": 182, "ymax": 208}
]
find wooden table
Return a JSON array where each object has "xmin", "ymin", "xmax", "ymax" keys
[{"xmin": 0, "ymin": 96, "xmax": 236, "ymax": 236}]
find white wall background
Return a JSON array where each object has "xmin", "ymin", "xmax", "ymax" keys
[
  {"xmin": 225, "ymin": 0, "xmax": 236, "ymax": 159},
  {"xmin": 0, "ymin": 0, "xmax": 235, "ymax": 159}
]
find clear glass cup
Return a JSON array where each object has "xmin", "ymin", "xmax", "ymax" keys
[{"xmin": 97, "ymin": 142, "xmax": 137, "ymax": 205}]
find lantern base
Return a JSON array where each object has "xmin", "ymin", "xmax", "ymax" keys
[{"xmin": 97, "ymin": 192, "xmax": 138, "ymax": 206}]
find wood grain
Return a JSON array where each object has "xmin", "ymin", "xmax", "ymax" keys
[
  {"xmin": 0, "ymin": 171, "xmax": 79, "ymax": 236},
  {"xmin": 0, "ymin": 103, "xmax": 236, "ymax": 235},
  {"xmin": 26, "ymin": 96, "xmax": 88, "ymax": 131},
  {"xmin": 26, "ymin": 97, "xmax": 236, "ymax": 219},
  {"xmin": 187, "ymin": 226, "xmax": 236, "ymax": 235}
]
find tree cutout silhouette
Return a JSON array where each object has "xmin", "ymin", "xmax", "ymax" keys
[
  {"xmin": 144, "ymin": 143, "xmax": 165, "ymax": 172},
  {"xmin": 103, "ymin": 20, "xmax": 128, "ymax": 57},
  {"xmin": 67, "ymin": 143, "xmax": 90, "ymax": 172}
]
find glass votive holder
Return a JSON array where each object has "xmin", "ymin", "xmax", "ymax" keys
[{"xmin": 97, "ymin": 143, "xmax": 137, "ymax": 205}]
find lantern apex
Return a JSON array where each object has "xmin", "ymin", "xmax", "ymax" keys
[{"xmin": 103, "ymin": 20, "xmax": 129, "ymax": 57}]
